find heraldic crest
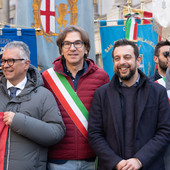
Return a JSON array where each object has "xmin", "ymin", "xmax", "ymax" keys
[{"xmin": 32, "ymin": 0, "xmax": 78, "ymax": 43}]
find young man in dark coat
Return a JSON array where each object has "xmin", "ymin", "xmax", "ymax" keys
[{"xmin": 88, "ymin": 39, "xmax": 170, "ymax": 170}]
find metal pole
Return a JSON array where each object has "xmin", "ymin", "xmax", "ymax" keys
[
  {"xmin": 141, "ymin": 0, "xmax": 144, "ymax": 10},
  {"xmin": 7, "ymin": 0, "xmax": 9, "ymax": 23},
  {"xmin": 100, "ymin": 0, "xmax": 102, "ymax": 15}
]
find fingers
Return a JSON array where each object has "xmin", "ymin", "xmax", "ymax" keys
[{"xmin": 3, "ymin": 111, "xmax": 15, "ymax": 126}]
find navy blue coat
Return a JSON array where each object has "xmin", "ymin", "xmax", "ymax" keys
[{"xmin": 88, "ymin": 70, "xmax": 170, "ymax": 170}]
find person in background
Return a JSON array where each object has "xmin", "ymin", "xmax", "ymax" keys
[
  {"xmin": 164, "ymin": 52, "xmax": 170, "ymax": 170},
  {"xmin": 155, "ymin": 50, "xmax": 170, "ymax": 104},
  {"xmin": 150, "ymin": 40, "xmax": 170, "ymax": 81},
  {"xmin": 166, "ymin": 54, "xmax": 170, "ymax": 103},
  {"xmin": 88, "ymin": 39, "xmax": 170, "ymax": 170},
  {"xmin": 0, "ymin": 53, "xmax": 2, "ymax": 79},
  {"xmin": 42, "ymin": 25, "xmax": 110, "ymax": 170},
  {"xmin": 0, "ymin": 41, "xmax": 65, "ymax": 170}
]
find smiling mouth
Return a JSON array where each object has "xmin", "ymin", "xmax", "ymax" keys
[
  {"xmin": 120, "ymin": 68, "xmax": 127, "ymax": 70},
  {"xmin": 69, "ymin": 54, "xmax": 78, "ymax": 56}
]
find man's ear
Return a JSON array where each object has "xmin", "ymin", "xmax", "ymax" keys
[
  {"xmin": 154, "ymin": 56, "xmax": 159, "ymax": 64},
  {"xmin": 137, "ymin": 56, "xmax": 141, "ymax": 68},
  {"xmin": 24, "ymin": 59, "xmax": 30, "ymax": 70}
]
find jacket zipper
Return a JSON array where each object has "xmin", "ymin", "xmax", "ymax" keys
[{"xmin": 6, "ymin": 129, "xmax": 11, "ymax": 170}]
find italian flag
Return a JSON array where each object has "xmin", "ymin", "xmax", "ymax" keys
[{"xmin": 125, "ymin": 15, "xmax": 138, "ymax": 41}]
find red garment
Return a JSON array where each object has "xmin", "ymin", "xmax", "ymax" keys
[
  {"xmin": 0, "ymin": 112, "xmax": 8, "ymax": 170},
  {"xmin": 42, "ymin": 57, "xmax": 110, "ymax": 160}
]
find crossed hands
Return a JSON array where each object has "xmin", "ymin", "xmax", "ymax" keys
[
  {"xmin": 116, "ymin": 158, "xmax": 142, "ymax": 170},
  {"xmin": 3, "ymin": 111, "xmax": 15, "ymax": 126}
]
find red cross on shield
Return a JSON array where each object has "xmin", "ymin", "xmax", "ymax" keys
[{"xmin": 40, "ymin": 0, "xmax": 55, "ymax": 34}]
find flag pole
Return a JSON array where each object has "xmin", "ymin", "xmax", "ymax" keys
[
  {"xmin": 127, "ymin": 0, "xmax": 132, "ymax": 13},
  {"xmin": 141, "ymin": 0, "xmax": 144, "ymax": 10}
]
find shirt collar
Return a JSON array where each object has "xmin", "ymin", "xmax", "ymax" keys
[
  {"xmin": 63, "ymin": 60, "xmax": 88, "ymax": 75},
  {"xmin": 119, "ymin": 73, "xmax": 140, "ymax": 87},
  {"xmin": 7, "ymin": 76, "xmax": 27, "ymax": 90}
]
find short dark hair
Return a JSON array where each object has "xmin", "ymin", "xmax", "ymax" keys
[
  {"xmin": 154, "ymin": 40, "xmax": 170, "ymax": 57},
  {"xmin": 112, "ymin": 39, "xmax": 139, "ymax": 59},
  {"xmin": 56, "ymin": 25, "xmax": 90, "ymax": 60}
]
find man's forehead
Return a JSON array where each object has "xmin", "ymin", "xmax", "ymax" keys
[{"xmin": 114, "ymin": 45, "xmax": 134, "ymax": 54}]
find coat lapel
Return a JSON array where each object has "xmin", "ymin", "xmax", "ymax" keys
[
  {"xmin": 135, "ymin": 81, "xmax": 150, "ymax": 134},
  {"xmin": 106, "ymin": 81, "xmax": 125, "ymax": 157}
]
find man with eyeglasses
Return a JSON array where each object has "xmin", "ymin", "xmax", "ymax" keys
[
  {"xmin": 166, "ymin": 55, "xmax": 170, "ymax": 104},
  {"xmin": 150, "ymin": 40, "xmax": 170, "ymax": 81},
  {"xmin": 0, "ymin": 53, "xmax": 2, "ymax": 79},
  {"xmin": 0, "ymin": 41, "xmax": 65, "ymax": 170},
  {"xmin": 0, "ymin": 67, "xmax": 3, "ymax": 80},
  {"xmin": 155, "ymin": 49, "xmax": 170, "ymax": 104},
  {"xmin": 42, "ymin": 25, "xmax": 110, "ymax": 170}
]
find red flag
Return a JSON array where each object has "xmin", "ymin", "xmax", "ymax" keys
[
  {"xmin": 0, "ymin": 112, "xmax": 8, "ymax": 170},
  {"xmin": 143, "ymin": 11, "xmax": 152, "ymax": 24}
]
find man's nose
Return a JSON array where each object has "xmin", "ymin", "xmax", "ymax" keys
[
  {"xmin": 3, "ymin": 61, "xmax": 10, "ymax": 67},
  {"xmin": 119, "ymin": 57, "xmax": 126, "ymax": 64},
  {"xmin": 69, "ymin": 43, "xmax": 76, "ymax": 50}
]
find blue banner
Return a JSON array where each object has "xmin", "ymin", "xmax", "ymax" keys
[
  {"xmin": 0, "ymin": 28, "xmax": 37, "ymax": 67},
  {"xmin": 16, "ymin": 0, "xmax": 95, "ymax": 70},
  {"xmin": 100, "ymin": 23, "xmax": 158, "ymax": 79}
]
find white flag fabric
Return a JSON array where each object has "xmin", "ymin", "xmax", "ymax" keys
[{"xmin": 153, "ymin": 0, "xmax": 170, "ymax": 28}]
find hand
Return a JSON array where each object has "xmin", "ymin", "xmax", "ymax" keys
[
  {"xmin": 120, "ymin": 158, "xmax": 142, "ymax": 170},
  {"xmin": 116, "ymin": 160, "xmax": 127, "ymax": 170},
  {"xmin": 3, "ymin": 111, "xmax": 15, "ymax": 126}
]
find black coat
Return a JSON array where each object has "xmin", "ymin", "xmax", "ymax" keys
[
  {"xmin": 149, "ymin": 69, "xmax": 162, "ymax": 81},
  {"xmin": 88, "ymin": 70, "xmax": 170, "ymax": 170}
]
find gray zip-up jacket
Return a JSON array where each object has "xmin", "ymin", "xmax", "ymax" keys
[
  {"xmin": 166, "ymin": 68, "xmax": 170, "ymax": 91},
  {"xmin": 0, "ymin": 65, "xmax": 65, "ymax": 170}
]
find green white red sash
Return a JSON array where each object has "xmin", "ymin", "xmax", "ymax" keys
[
  {"xmin": 155, "ymin": 77, "xmax": 166, "ymax": 87},
  {"xmin": 0, "ymin": 112, "xmax": 8, "ymax": 170},
  {"xmin": 155, "ymin": 77, "xmax": 170, "ymax": 105},
  {"xmin": 43, "ymin": 68, "xmax": 89, "ymax": 139}
]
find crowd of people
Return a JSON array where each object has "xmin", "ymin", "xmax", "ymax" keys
[{"xmin": 0, "ymin": 25, "xmax": 170, "ymax": 170}]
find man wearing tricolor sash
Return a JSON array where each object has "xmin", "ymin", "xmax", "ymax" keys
[
  {"xmin": 42, "ymin": 25, "xmax": 110, "ymax": 170},
  {"xmin": 0, "ymin": 41, "xmax": 65, "ymax": 170},
  {"xmin": 150, "ymin": 40, "xmax": 170, "ymax": 81}
]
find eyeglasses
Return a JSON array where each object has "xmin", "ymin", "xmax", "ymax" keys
[
  {"xmin": 0, "ymin": 58, "xmax": 25, "ymax": 67},
  {"xmin": 163, "ymin": 51, "xmax": 170, "ymax": 58},
  {"xmin": 62, "ymin": 40, "xmax": 84, "ymax": 49}
]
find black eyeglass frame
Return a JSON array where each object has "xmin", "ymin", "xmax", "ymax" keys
[
  {"xmin": 62, "ymin": 40, "xmax": 84, "ymax": 49},
  {"xmin": 0, "ymin": 58, "xmax": 25, "ymax": 67}
]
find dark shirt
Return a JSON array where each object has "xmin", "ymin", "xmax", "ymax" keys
[
  {"xmin": 63, "ymin": 60, "xmax": 88, "ymax": 91},
  {"xmin": 119, "ymin": 74, "xmax": 140, "ymax": 158},
  {"xmin": 121, "ymin": 86, "xmax": 138, "ymax": 159}
]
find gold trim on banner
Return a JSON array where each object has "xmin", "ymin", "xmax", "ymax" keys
[{"xmin": 32, "ymin": 0, "xmax": 78, "ymax": 43}]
